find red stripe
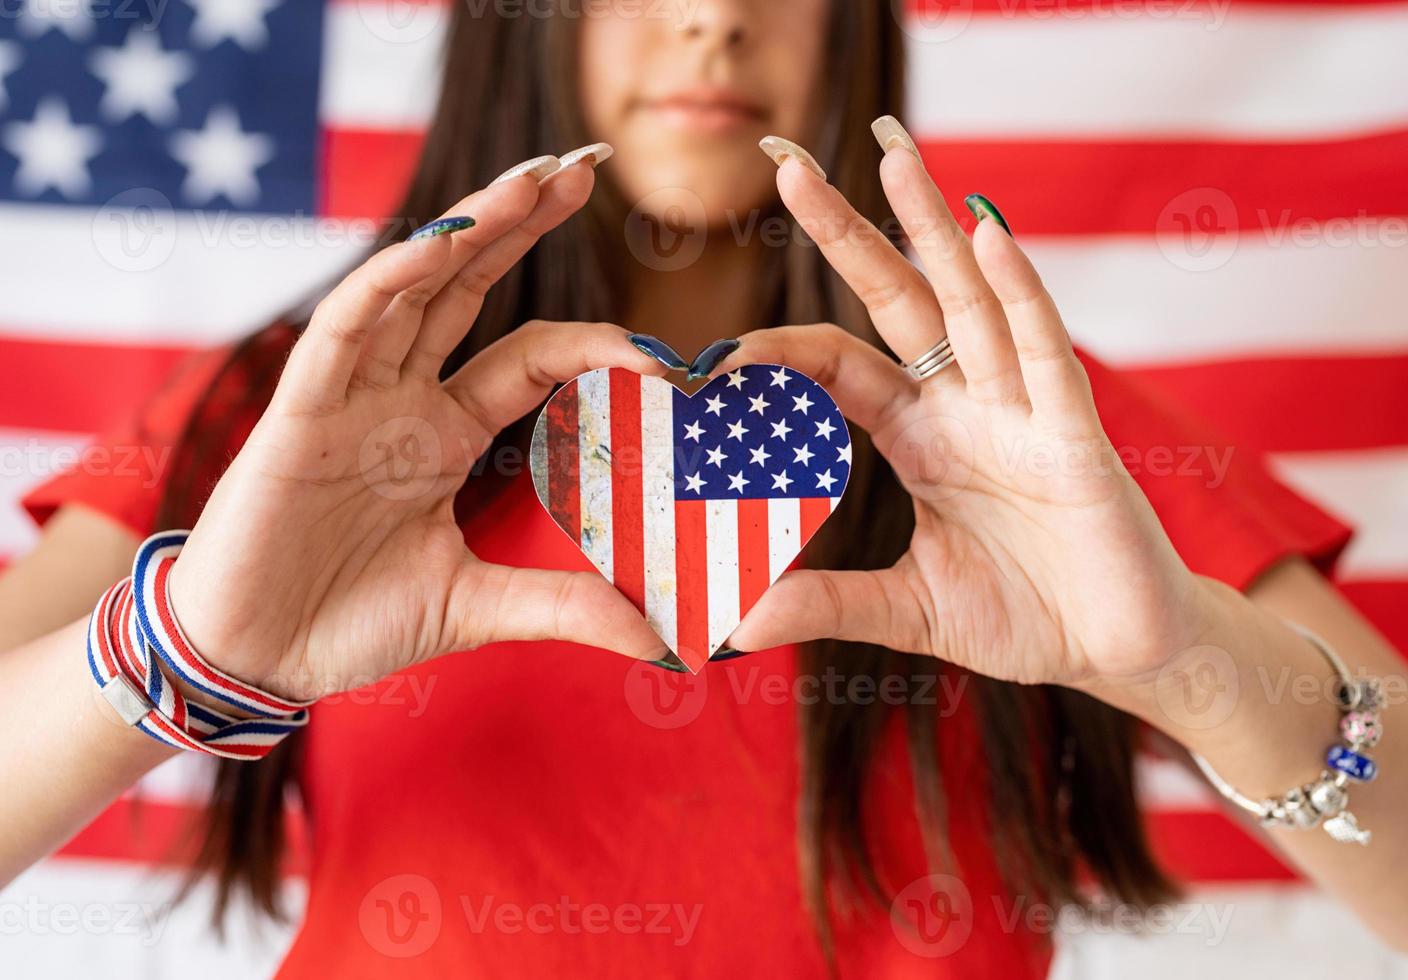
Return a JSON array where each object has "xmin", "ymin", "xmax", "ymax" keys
[
  {"xmin": 55, "ymin": 797, "xmax": 309, "ymax": 875},
  {"xmin": 345, "ymin": 0, "xmax": 1402, "ymax": 10},
  {"xmin": 321, "ymin": 128, "xmax": 425, "ymax": 221},
  {"xmin": 737, "ymin": 498, "xmax": 771, "ymax": 619},
  {"xmin": 92, "ymin": 584, "xmax": 122, "ymax": 678},
  {"xmin": 798, "ymin": 498, "xmax": 833, "ymax": 548},
  {"xmin": 1148, "ymin": 810, "xmax": 1299, "ymax": 882},
  {"xmin": 1338, "ymin": 581, "xmax": 1408, "ymax": 655},
  {"xmin": 920, "ymin": 129, "xmax": 1408, "ymax": 237},
  {"xmin": 609, "ymin": 369, "xmax": 646, "ymax": 612},
  {"xmin": 114, "ymin": 583, "xmax": 147, "ymax": 689},
  {"xmin": 145, "ymin": 711, "xmax": 211, "ymax": 754},
  {"xmin": 0, "ymin": 336, "xmax": 193, "ymax": 434},
  {"xmin": 328, "ymin": 0, "xmax": 1408, "ymax": 16},
  {"xmin": 674, "ymin": 500, "xmax": 711, "ymax": 672},
  {"xmin": 912, "ymin": 0, "xmax": 1408, "ymax": 15},
  {"xmin": 544, "ymin": 380, "xmax": 581, "ymax": 541},
  {"xmin": 1126, "ymin": 355, "xmax": 1408, "ymax": 452},
  {"xmin": 147, "ymin": 708, "xmax": 272, "ymax": 758},
  {"xmin": 325, "ymin": 128, "xmax": 1408, "ymax": 233}
]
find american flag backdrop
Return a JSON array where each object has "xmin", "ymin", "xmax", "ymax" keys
[
  {"xmin": 530, "ymin": 366, "xmax": 849, "ymax": 671},
  {"xmin": 1, "ymin": 0, "xmax": 1406, "ymax": 975}
]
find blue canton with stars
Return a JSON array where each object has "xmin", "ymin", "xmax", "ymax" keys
[
  {"xmin": 672, "ymin": 364, "xmax": 851, "ymax": 501},
  {"xmin": 0, "ymin": 0, "xmax": 324, "ymax": 212}
]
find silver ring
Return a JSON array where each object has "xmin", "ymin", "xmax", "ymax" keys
[{"xmin": 904, "ymin": 337, "xmax": 958, "ymax": 381}]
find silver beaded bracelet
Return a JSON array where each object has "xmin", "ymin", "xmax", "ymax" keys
[{"xmin": 1190, "ymin": 623, "xmax": 1385, "ymax": 846}]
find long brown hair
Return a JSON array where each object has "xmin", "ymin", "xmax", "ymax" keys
[{"xmin": 161, "ymin": 0, "xmax": 1175, "ymax": 956}]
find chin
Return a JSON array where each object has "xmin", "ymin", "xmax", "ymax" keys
[{"xmin": 613, "ymin": 158, "xmax": 778, "ymax": 235}]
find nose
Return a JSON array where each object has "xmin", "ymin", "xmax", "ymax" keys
[{"xmin": 679, "ymin": 0, "xmax": 753, "ymax": 52}]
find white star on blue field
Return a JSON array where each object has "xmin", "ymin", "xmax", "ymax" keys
[
  {"xmin": 672, "ymin": 364, "xmax": 851, "ymax": 501},
  {"xmin": 0, "ymin": 0, "xmax": 320, "ymax": 211}
]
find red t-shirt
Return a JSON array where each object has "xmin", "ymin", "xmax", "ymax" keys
[{"xmin": 24, "ymin": 343, "xmax": 1349, "ymax": 977}]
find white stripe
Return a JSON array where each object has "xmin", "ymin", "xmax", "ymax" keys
[
  {"xmin": 0, "ymin": 859, "xmax": 302, "ymax": 973},
  {"xmin": 1137, "ymin": 756, "xmax": 1217, "ymax": 810},
  {"xmin": 324, "ymin": 4, "xmax": 1408, "ymax": 139},
  {"xmin": 1025, "ymin": 234, "xmax": 1408, "ymax": 364},
  {"xmin": 767, "ymin": 497, "xmax": 801, "ymax": 583},
  {"xmin": 321, "ymin": 1, "xmax": 444, "ymax": 129},
  {"xmin": 1050, "ymin": 885, "xmax": 1408, "ymax": 977},
  {"xmin": 576, "ymin": 370, "xmax": 614, "ymax": 581},
  {"xmin": 0, "ymin": 205, "xmax": 367, "ymax": 345},
  {"xmin": 1269, "ymin": 448, "xmax": 1408, "ymax": 581},
  {"xmin": 907, "ymin": 6, "xmax": 1408, "ymax": 140},
  {"xmin": 705, "ymin": 498, "xmax": 739, "ymax": 655},
  {"xmin": 8, "ymin": 220, "xmax": 1404, "ymax": 360},
  {"xmin": 640, "ymin": 378, "xmax": 677, "ymax": 650},
  {"xmin": 0, "ymin": 428, "xmax": 91, "ymax": 559}
]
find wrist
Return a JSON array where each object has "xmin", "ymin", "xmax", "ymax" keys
[
  {"xmin": 87, "ymin": 531, "xmax": 312, "ymax": 761},
  {"xmin": 1077, "ymin": 575, "xmax": 1344, "ymax": 794}
]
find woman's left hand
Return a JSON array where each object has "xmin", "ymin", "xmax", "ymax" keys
[{"xmin": 718, "ymin": 142, "xmax": 1207, "ymax": 689}]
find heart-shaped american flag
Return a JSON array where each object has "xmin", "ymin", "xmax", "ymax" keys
[{"xmin": 530, "ymin": 364, "xmax": 851, "ymax": 671}]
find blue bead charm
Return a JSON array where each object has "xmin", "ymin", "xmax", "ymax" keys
[{"xmin": 1327, "ymin": 745, "xmax": 1378, "ymax": 782}]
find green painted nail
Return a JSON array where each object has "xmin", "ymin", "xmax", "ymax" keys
[
  {"xmin": 686, "ymin": 338, "xmax": 741, "ymax": 380},
  {"xmin": 963, "ymin": 194, "xmax": 1011, "ymax": 236},
  {"xmin": 628, "ymin": 334, "xmax": 689, "ymax": 371},
  {"xmin": 648, "ymin": 651, "xmax": 690, "ymax": 672},
  {"xmin": 408, "ymin": 216, "xmax": 475, "ymax": 241}
]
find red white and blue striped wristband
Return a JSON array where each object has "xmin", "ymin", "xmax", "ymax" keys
[{"xmin": 87, "ymin": 531, "xmax": 313, "ymax": 760}]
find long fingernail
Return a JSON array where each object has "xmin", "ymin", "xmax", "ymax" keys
[
  {"xmin": 711, "ymin": 647, "xmax": 752, "ymax": 663},
  {"xmin": 758, "ymin": 136, "xmax": 826, "ymax": 180},
  {"xmin": 647, "ymin": 651, "xmax": 690, "ymax": 673},
  {"xmin": 558, "ymin": 142, "xmax": 614, "ymax": 169},
  {"xmin": 871, "ymin": 115, "xmax": 920, "ymax": 159},
  {"xmin": 407, "ymin": 216, "xmax": 475, "ymax": 241},
  {"xmin": 627, "ymin": 333, "xmax": 689, "ymax": 371},
  {"xmin": 491, "ymin": 154, "xmax": 561, "ymax": 185},
  {"xmin": 686, "ymin": 338, "xmax": 740, "ymax": 380},
  {"xmin": 964, "ymin": 194, "xmax": 1012, "ymax": 236}
]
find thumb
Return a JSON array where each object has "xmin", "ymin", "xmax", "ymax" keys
[
  {"xmin": 452, "ymin": 562, "xmax": 666, "ymax": 661},
  {"xmin": 728, "ymin": 567, "xmax": 916, "ymax": 653}
]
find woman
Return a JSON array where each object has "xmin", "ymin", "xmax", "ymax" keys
[{"xmin": 1, "ymin": 0, "xmax": 1403, "ymax": 975}]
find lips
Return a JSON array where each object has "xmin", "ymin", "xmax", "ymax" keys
[{"xmin": 638, "ymin": 87, "xmax": 767, "ymax": 132}]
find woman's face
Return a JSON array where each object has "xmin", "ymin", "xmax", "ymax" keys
[{"xmin": 578, "ymin": 0, "xmax": 829, "ymax": 229}]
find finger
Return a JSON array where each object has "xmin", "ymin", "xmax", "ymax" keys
[
  {"xmin": 444, "ymin": 320, "xmax": 667, "ymax": 451},
  {"xmin": 772, "ymin": 161, "xmax": 959, "ymax": 389},
  {"xmin": 971, "ymin": 219, "xmax": 1097, "ymax": 426},
  {"xmin": 405, "ymin": 161, "xmax": 599, "ymax": 380},
  {"xmin": 357, "ymin": 175, "xmax": 544, "ymax": 386},
  {"xmin": 876, "ymin": 143, "xmax": 1027, "ymax": 407},
  {"xmin": 708, "ymin": 323, "xmax": 917, "ymax": 451},
  {"xmin": 277, "ymin": 237, "xmax": 454, "ymax": 414},
  {"xmin": 458, "ymin": 563, "xmax": 665, "ymax": 661},
  {"xmin": 728, "ymin": 567, "xmax": 922, "ymax": 653}
]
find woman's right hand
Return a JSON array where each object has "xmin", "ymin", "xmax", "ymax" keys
[{"xmin": 165, "ymin": 159, "xmax": 669, "ymax": 701}]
